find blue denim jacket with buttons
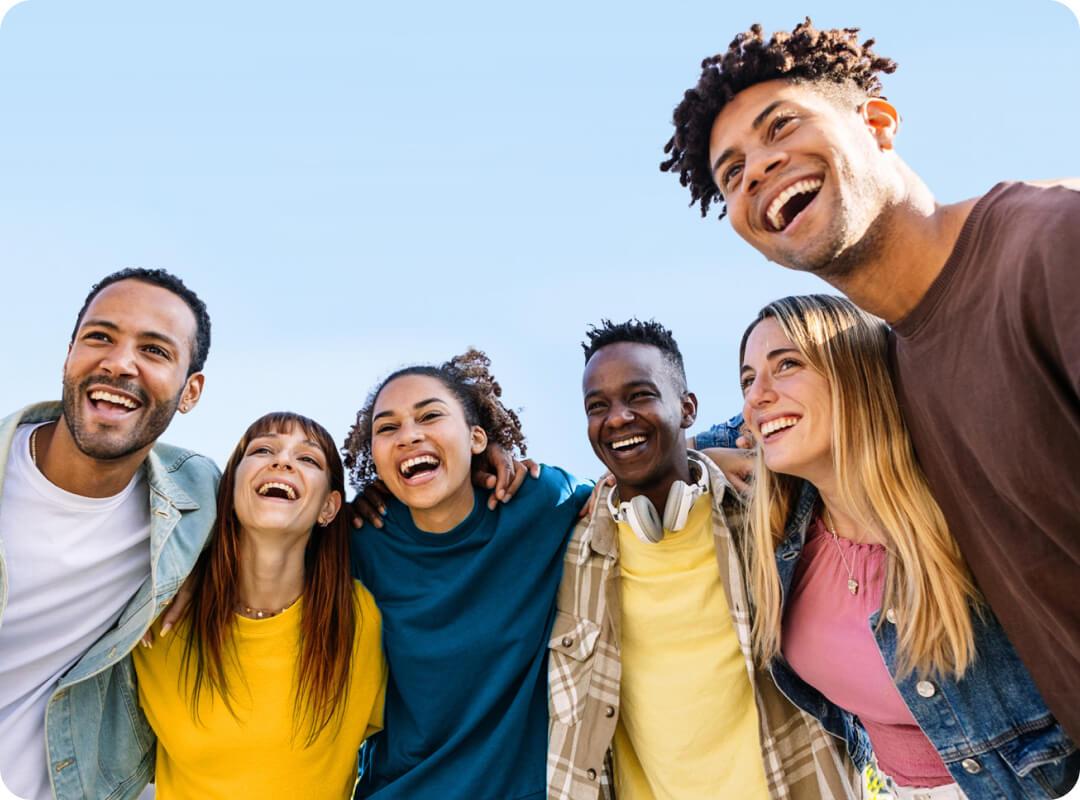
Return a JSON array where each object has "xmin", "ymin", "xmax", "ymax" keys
[
  {"xmin": 691, "ymin": 413, "xmax": 744, "ymax": 450},
  {"xmin": 769, "ymin": 481, "xmax": 1078, "ymax": 800},
  {"xmin": 0, "ymin": 403, "xmax": 220, "ymax": 800}
]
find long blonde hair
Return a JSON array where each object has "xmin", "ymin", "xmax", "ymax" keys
[{"xmin": 743, "ymin": 295, "xmax": 980, "ymax": 678}]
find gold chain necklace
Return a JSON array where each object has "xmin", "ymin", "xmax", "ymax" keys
[
  {"xmin": 235, "ymin": 595, "xmax": 300, "ymax": 619},
  {"xmin": 823, "ymin": 508, "xmax": 859, "ymax": 596},
  {"xmin": 30, "ymin": 425, "xmax": 41, "ymax": 467}
]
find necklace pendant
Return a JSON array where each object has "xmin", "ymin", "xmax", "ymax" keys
[{"xmin": 848, "ymin": 578, "xmax": 859, "ymax": 595}]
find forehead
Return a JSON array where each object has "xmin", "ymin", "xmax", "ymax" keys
[
  {"xmin": 248, "ymin": 422, "xmax": 324, "ymax": 451},
  {"xmin": 374, "ymin": 373, "xmax": 461, "ymax": 414},
  {"xmin": 583, "ymin": 342, "xmax": 672, "ymax": 391},
  {"xmin": 742, "ymin": 318, "xmax": 796, "ymax": 365},
  {"xmin": 80, "ymin": 279, "xmax": 198, "ymax": 341}
]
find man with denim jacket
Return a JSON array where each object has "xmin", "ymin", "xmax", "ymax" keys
[
  {"xmin": 547, "ymin": 319, "xmax": 857, "ymax": 800},
  {"xmin": 0, "ymin": 269, "xmax": 219, "ymax": 800}
]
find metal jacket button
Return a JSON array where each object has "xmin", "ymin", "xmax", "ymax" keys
[
  {"xmin": 587, "ymin": 769, "xmax": 597, "ymax": 781},
  {"xmin": 961, "ymin": 758, "xmax": 981, "ymax": 774},
  {"xmin": 916, "ymin": 680, "xmax": 936, "ymax": 698},
  {"xmin": 561, "ymin": 636, "xmax": 574, "ymax": 648},
  {"xmin": 604, "ymin": 705, "xmax": 615, "ymax": 717},
  {"xmin": 885, "ymin": 608, "xmax": 897, "ymax": 624}
]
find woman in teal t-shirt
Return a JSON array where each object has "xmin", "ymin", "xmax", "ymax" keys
[{"xmin": 344, "ymin": 349, "xmax": 590, "ymax": 800}]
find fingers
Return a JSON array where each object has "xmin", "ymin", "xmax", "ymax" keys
[
  {"xmin": 140, "ymin": 630, "xmax": 154, "ymax": 649},
  {"xmin": 349, "ymin": 494, "xmax": 385, "ymax": 529},
  {"xmin": 581, "ymin": 472, "xmax": 615, "ymax": 518},
  {"xmin": 522, "ymin": 459, "xmax": 541, "ymax": 479},
  {"xmin": 160, "ymin": 579, "xmax": 195, "ymax": 638},
  {"xmin": 736, "ymin": 434, "xmax": 753, "ymax": 450}
]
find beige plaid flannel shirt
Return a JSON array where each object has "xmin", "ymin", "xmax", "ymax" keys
[{"xmin": 546, "ymin": 452, "xmax": 860, "ymax": 800}]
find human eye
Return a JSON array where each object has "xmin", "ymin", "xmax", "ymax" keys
[
  {"xmin": 769, "ymin": 113, "xmax": 796, "ymax": 139},
  {"xmin": 776, "ymin": 357, "xmax": 803, "ymax": 373},
  {"xmin": 248, "ymin": 444, "xmax": 273, "ymax": 456},
  {"xmin": 419, "ymin": 411, "xmax": 443, "ymax": 423},
  {"xmin": 585, "ymin": 399, "xmax": 607, "ymax": 415},
  {"xmin": 721, "ymin": 162, "xmax": 743, "ymax": 190},
  {"xmin": 374, "ymin": 422, "xmax": 398, "ymax": 435},
  {"xmin": 629, "ymin": 390, "xmax": 656, "ymax": 402},
  {"xmin": 299, "ymin": 453, "xmax": 323, "ymax": 467},
  {"xmin": 142, "ymin": 344, "xmax": 171, "ymax": 359},
  {"xmin": 83, "ymin": 330, "xmax": 111, "ymax": 343},
  {"xmin": 739, "ymin": 373, "xmax": 755, "ymax": 393}
]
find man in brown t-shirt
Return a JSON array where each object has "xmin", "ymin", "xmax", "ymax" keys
[{"xmin": 661, "ymin": 20, "xmax": 1080, "ymax": 741}]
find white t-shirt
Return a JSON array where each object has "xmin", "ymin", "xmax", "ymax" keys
[{"xmin": 0, "ymin": 423, "xmax": 151, "ymax": 800}]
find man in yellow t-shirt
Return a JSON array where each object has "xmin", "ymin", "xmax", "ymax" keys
[{"xmin": 546, "ymin": 319, "xmax": 857, "ymax": 800}]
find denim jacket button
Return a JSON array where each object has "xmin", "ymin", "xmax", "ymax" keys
[
  {"xmin": 52, "ymin": 689, "xmax": 67, "ymax": 701},
  {"xmin": 885, "ymin": 608, "xmax": 897, "ymax": 624},
  {"xmin": 916, "ymin": 680, "xmax": 936, "ymax": 698},
  {"xmin": 961, "ymin": 758, "xmax": 981, "ymax": 774}
]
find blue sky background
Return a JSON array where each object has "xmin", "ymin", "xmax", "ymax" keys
[{"xmin": 1, "ymin": 0, "xmax": 1078, "ymax": 481}]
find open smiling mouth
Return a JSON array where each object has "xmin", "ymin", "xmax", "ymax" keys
[
  {"xmin": 257, "ymin": 481, "xmax": 298, "ymax": 500},
  {"xmin": 608, "ymin": 434, "xmax": 647, "ymax": 454},
  {"xmin": 399, "ymin": 455, "xmax": 440, "ymax": 481},
  {"xmin": 87, "ymin": 389, "xmax": 143, "ymax": 414},
  {"xmin": 765, "ymin": 178, "xmax": 822, "ymax": 233},
  {"xmin": 760, "ymin": 416, "xmax": 799, "ymax": 442}
]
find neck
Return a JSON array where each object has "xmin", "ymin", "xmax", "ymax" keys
[
  {"xmin": 237, "ymin": 528, "xmax": 309, "ymax": 612},
  {"xmin": 815, "ymin": 483, "xmax": 885, "ymax": 546},
  {"xmin": 823, "ymin": 169, "xmax": 979, "ymax": 323},
  {"xmin": 618, "ymin": 453, "xmax": 694, "ymax": 521},
  {"xmin": 35, "ymin": 418, "xmax": 151, "ymax": 498},
  {"xmin": 409, "ymin": 482, "xmax": 476, "ymax": 534}
]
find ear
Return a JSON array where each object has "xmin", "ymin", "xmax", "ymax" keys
[
  {"xmin": 860, "ymin": 98, "xmax": 899, "ymax": 150},
  {"xmin": 317, "ymin": 490, "xmax": 343, "ymax": 527},
  {"xmin": 680, "ymin": 391, "xmax": 699, "ymax": 430},
  {"xmin": 470, "ymin": 425, "xmax": 489, "ymax": 455},
  {"xmin": 178, "ymin": 373, "xmax": 205, "ymax": 414}
]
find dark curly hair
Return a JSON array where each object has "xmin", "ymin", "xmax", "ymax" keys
[
  {"xmin": 582, "ymin": 318, "xmax": 687, "ymax": 389},
  {"xmin": 661, "ymin": 18, "xmax": 898, "ymax": 219},
  {"xmin": 72, "ymin": 267, "xmax": 212, "ymax": 375},
  {"xmin": 343, "ymin": 349, "xmax": 527, "ymax": 491}
]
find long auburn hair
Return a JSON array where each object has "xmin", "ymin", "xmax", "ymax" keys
[
  {"xmin": 178, "ymin": 412, "xmax": 359, "ymax": 745},
  {"xmin": 743, "ymin": 295, "xmax": 981, "ymax": 678}
]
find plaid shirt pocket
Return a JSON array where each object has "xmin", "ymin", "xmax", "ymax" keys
[{"xmin": 548, "ymin": 611, "xmax": 602, "ymax": 726}]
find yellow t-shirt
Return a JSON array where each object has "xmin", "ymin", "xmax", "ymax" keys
[
  {"xmin": 133, "ymin": 580, "xmax": 387, "ymax": 800},
  {"xmin": 612, "ymin": 494, "xmax": 770, "ymax": 800}
]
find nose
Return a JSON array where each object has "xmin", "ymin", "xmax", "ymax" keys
[
  {"xmin": 743, "ymin": 146, "xmax": 787, "ymax": 197},
  {"xmin": 606, "ymin": 402, "xmax": 635, "ymax": 428},
  {"xmin": 271, "ymin": 454, "xmax": 295, "ymax": 471},
  {"xmin": 97, "ymin": 341, "xmax": 139, "ymax": 377},
  {"xmin": 743, "ymin": 372, "xmax": 777, "ymax": 411},
  {"xmin": 396, "ymin": 418, "xmax": 425, "ymax": 446}
]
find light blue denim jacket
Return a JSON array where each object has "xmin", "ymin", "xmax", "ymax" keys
[
  {"xmin": 0, "ymin": 403, "xmax": 219, "ymax": 800},
  {"xmin": 770, "ymin": 481, "xmax": 1078, "ymax": 800}
]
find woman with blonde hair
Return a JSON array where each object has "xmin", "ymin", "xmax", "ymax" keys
[{"xmin": 738, "ymin": 294, "xmax": 1076, "ymax": 800}]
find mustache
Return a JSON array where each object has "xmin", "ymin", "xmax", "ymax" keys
[{"xmin": 78, "ymin": 375, "xmax": 149, "ymax": 406}]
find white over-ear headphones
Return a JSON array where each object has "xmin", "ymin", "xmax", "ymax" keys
[{"xmin": 606, "ymin": 454, "xmax": 711, "ymax": 544}]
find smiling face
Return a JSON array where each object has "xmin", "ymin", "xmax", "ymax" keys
[
  {"xmin": 62, "ymin": 279, "xmax": 204, "ymax": 461},
  {"xmin": 232, "ymin": 425, "xmax": 342, "ymax": 538},
  {"xmin": 583, "ymin": 342, "xmax": 697, "ymax": 506},
  {"xmin": 740, "ymin": 317, "xmax": 833, "ymax": 483},
  {"xmin": 708, "ymin": 79, "xmax": 900, "ymax": 277},
  {"xmin": 370, "ymin": 374, "xmax": 487, "ymax": 531}
]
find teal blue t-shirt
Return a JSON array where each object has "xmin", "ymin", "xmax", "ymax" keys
[{"xmin": 351, "ymin": 465, "xmax": 590, "ymax": 800}]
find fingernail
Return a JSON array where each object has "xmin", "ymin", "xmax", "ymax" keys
[
  {"xmin": 160, "ymin": 623, "xmax": 172, "ymax": 638},
  {"xmin": 379, "ymin": 506, "xmax": 387, "ymax": 515}
]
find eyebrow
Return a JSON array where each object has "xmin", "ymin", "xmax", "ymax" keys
[
  {"xmin": 740, "ymin": 346, "xmax": 801, "ymax": 374},
  {"xmin": 372, "ymin": 397, "xmax": 448, "ymax": 422},
  {"xmin": 711, "ymin": 100, "xmax": 788, "ymax": 175},
  {"xmin": 80, "ymin": 319, "xmax": 181, "ymax": 351},
  {"xmin": 584, "ymin": 380, "xmax": 660, "ymax": 401}
]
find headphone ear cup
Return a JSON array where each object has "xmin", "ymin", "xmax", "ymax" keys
[
  {"xmin": 627, "ymin": 495, "xmax": 664, "ymax": 544},
  {"xmin": 662, "ymin": 480, "xmax": 691, "ymax": 532}
]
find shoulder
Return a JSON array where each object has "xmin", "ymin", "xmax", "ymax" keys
[
  {"xmin": 978, "ymin": 180, "xmax": 1080, "ymax": 232},
  {"xmin": 351, "ymin": 578, "xmax": 382, "ymax": 624},
  {"xmin": 529, "ymin": 464, "xmax": 592, "ymax": 510},
  {"xmin": 152, "ymin": 442, "xmax": 221, "ymax": 484}
]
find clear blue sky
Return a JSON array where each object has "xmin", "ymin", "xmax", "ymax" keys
[{"xmin": 1, "ymin": 0, "xmax": 1078, "ymax": 480}]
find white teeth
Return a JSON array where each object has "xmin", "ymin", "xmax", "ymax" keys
[
  {"xmin": 761, "ymin": 417, "xmax": 799, "ymax": 437},
  {"xmin": 611, "ymin": 435, "xmax": 646, "ymax": 450},
  {"xmin": 400, "ymin": 455, "xmax": 440, "ymax": 475},
  {"xmin": 89, "ymin": 390, "xmax": 138, "ymax": 409},
  {"xmin": 766, "ymin": 178, "xmax": 823, "ymax": 231},
  {"xmin": 257, "ymin": 482, "xmax": 297, "ymax": 500}
]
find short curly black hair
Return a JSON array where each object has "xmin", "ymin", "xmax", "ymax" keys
[
  {"xmin": 343, "ymin": 348, "xmax": 527, "ymax": 491},
  {"xmin": 582, "ymin": 318, "xmax": 687, "ymax": 389},
  {"xmin": 72, "ymin": 267, "xmax": 212, "ymax": 375},
  {"xmin": 661, "ymin": 18, "xmax": 897, "ymax": 220}
]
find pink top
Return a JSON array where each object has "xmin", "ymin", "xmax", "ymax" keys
[{"xmin": 781, "ymin": 518, "xmax": 953, "ymax": 788}]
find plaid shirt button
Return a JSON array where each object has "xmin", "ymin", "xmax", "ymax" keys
[
  {"xmin": 604, "ymin": 705, "xmax": 615, "ymax": 717},
  {"xmin": 587, "ymin": 769, "xmax": 597, "ymax": 781}
]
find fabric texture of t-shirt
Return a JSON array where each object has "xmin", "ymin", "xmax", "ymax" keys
[
  {"xmin": 782, "ymin": 518, "xmax": 953, "ymax": 788},
  {"xmin": 889, "ymin": 181, "xmax": 1080, "ymax": 740},
  {"xmin": 612, "ymin": 493, "xmax": 769, "ymax": 800},
  {"xmin": 0, "ymin": 422, "xmax": 150, "ymax": 800},
  {"xmin": 350, "ymin": 465, "xmax": 590, "ymax": 800},
  {"xmin": 133, "ymin": 580, "xmax": 386, "ymax": 800}
]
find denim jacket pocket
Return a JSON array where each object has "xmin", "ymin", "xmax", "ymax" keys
[
  {"xmin": 548, "ymin": 611, "xmax": 601, "ymax": 726},
  {"xmin": 995, "ymin": 722, "xmax": 1079, "ymax": 794}
]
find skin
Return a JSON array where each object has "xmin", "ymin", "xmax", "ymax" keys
[
  {"xmin": 38, "ymin": 279, "xmax": 204, "ymax": 498},
  {"xmin": 370, "ymin": 374, "xmax": 488, "ymax": 533},
  {"xmin": 583, "ymin": 342, "xmax": 697, "ymax": 515},
  {"xmin": 740, "ymin": 318, "xmax": 882, "ymax": 544},
  {"xmin": 708, "ymin": 79, "xmax": 977, "ymax": 323},
  {"xmin": 232, "ymin": 426, "xmax": 342, "ymax": 612}
]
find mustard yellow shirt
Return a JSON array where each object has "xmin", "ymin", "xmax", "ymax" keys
[
  {"xmin": 613, "ymin": 494, "xmax": 770, "ymax": 800},
  {"xmin": 133, "ymin": 580, "xmax": 386, "ymax": 800}
]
